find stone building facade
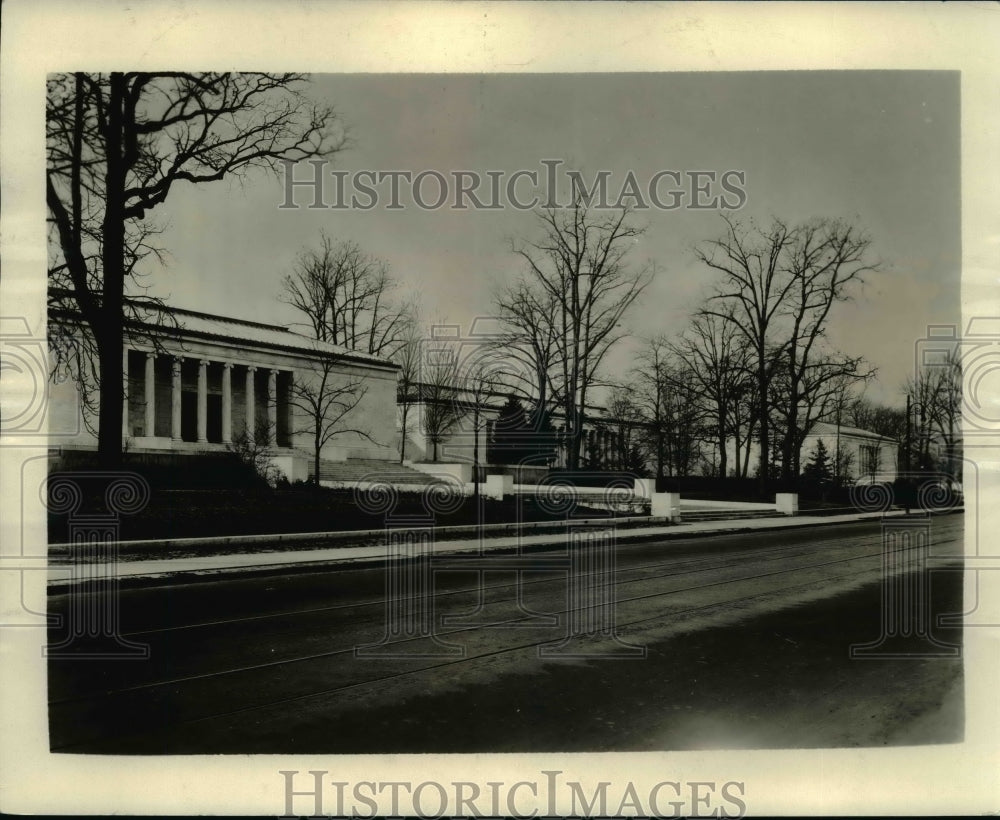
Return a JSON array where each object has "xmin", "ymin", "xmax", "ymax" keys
[{"xmin": 49, "ymin": 303, "xmax": 400, "ymax": 479}]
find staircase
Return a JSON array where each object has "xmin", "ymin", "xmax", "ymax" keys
[{"xmin": 311, "ymin": 458, "xmax": 442, "ymax": 487}]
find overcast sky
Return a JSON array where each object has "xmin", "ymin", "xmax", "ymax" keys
[{"xmin": 145, "ymin": 71, "xmax": 959, "ymax": 406}]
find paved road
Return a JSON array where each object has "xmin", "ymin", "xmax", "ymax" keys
[{"xmin": 47, "ymin": 515, "xmax": 964, "ymax": 753}]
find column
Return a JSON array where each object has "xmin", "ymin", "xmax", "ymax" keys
[
  {"xmin": 221, "ymin": 363, "xmax": 233, "ymax": 444},
  {"xmin": 122, "ymin": 346, "xmax": 129, "ymax": 440},
  {"xmin": 144, "ymin": 352, "xmax": 156, "ymax": 437},
  {"xmin": 197, "ymin": 360, "xmax": 208, "ymax": 443},
  {"xmin": 171, "ymin": 358, "xmax": 182, "ymax": 441},
  {"xmin": 245, "ymin": 366, "xmax": 256, "ymax": 443},
  {"xmin": 268, "ymin": 369, "xmax": 278, "ymax": 446}
]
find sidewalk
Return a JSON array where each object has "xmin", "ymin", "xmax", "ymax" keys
[{"xmin": 47, "ymin": 508, "xmax": 920, "ymax": 588}]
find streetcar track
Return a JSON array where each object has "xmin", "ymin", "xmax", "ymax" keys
[
  {"xmin": 48, "ymin": 532, "xmax": 960, "ymax": 708},
  {"xmin": 52, "ymin": 528, "xmax": 919, "ymax": 638},
  {"xmin": 50, "ymin": 551, "xmax": 963, "ymax": 753}
]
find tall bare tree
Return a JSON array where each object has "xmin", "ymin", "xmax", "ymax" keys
[
  {"xmin": 698, "ymin": 215, "xmax": 878, "ymax": 488},
  {"xmin": 395, "ymin": 320, "xmax": 424, "ymax": 463},
  {"xmin": 288, "ymin": 353, "xmax": 375, "ymax": 484},
  {"xmin": 669, "ymin": 310, "xmax": 753, "ymax": 478},
  {"xmin": 697, "ymin": 217, "xmax": 796, "ymax": 491},
  {"xmin": 904, "ymin": 345, "xmax": 962, "ymax": 475},
  {"xmin": 630, "ymin": 336, "xmax": 672, "ymax": 480},
  {"xmin": 505, "ymin": 201, "xmax": 652, "ymax": 469},
  {"xmin": 493, "ymin": 280, "xmax": 562, "ymax": 420},
  {"xmin": 774, "ymin": 219, "xmax": 879, "ymax": 481},
  {"xmin": 464, "ymin": 360, "xmax": 503, "ymax": 499},
  {"xmin": 47, "ymin": 72, "xmax": 346, "ymax": 465},
  {"xmin": 421, "ymin": 347, "xmax": 468, "ymax": 462},
  {"xmin": 281, "ymin": 233, "xmax": 416, "ymax": 359}
]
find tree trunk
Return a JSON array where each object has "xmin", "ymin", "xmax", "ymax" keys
[
  {"xmin": 96, "ymin": 73, "xmax": 128, "ymax": 468},
  {"xmin": 717, "ymin": 418, "xmax": 728, "ymax": 479},
  {"xmin": 757, "ymin": 361, "xmax": 769, "ymax": 494},
  {"xmin": 473, "ymin": 407, "xmax": 480, "ymax": 501},
  {"xmin": 399, "ymin": 404, "xmax": 408, "ymax": 463}
]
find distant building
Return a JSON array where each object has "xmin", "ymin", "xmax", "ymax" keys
[
  {"xmin": 805, "ymin": 421, "xmax": 899, "ymax": 483},
  {"xmin": 724, "ymin": 422, "xmax": 899, "ymax": 484},
  {"xmin": 48, "ymin": 302, "xmax": 400, "ymax": 480},
  {"xmin": 399, "ymin": 385, "xmax": 630, "ymax": 470}
]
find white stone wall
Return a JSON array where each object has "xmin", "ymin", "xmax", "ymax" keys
[
  {"xmin": 47, "ymin": 329, "xmax": 401, "ymax": 463},
  {"xmin": 723, "ymin": 430, "xmax": 898, "ymax": 482}
]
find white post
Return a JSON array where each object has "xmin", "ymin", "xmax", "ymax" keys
[
  {"xmin": 221, "ymin": 363, "xmax": 232, "ymax": 443},
  {"xmin": 171, "ymin": 358, "xmax": 182, "ymax": 441},
  {"xmin": 776, "ymin": 493, "xmax": 799, "ymax": 516},
  {"xmin": 144, "ymin": 352, "xmax": 156, "ymax": 437},
  {"xmin": 485, "ymin": 474, "xmax": 513, "ymax": 500},
  {"xmin": 197, "ymin": 359, "xmax": 208, "ymax": 443},
  {"xmin": 651, "ymin": 492, "xmax": 681, "ymax": 522}
]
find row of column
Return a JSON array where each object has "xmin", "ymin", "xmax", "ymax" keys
[
  {"xmin": 551, "ymin": 425, "xmax": 623, "ymax": 469},
  {"xmin": 122, "ymin": 349, "xmax": 282, "ymax": 445}
]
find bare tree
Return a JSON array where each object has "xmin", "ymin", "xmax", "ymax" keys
[
  {"xmin": 774, "ymin": 218, "xmax": 879, "ymax": 481},
  {"xmin": 395, "ymin": 321, "xmax": 424, "ymax": 463},
  {"xmin": 698, "ymin": 215, "xmax": 878, "ymax": 488},
  {"xmin": 421, "ymin": 347, "xmax": 468, "ymax": 462},
  {"xmin": 698, "ymin": 217, "xmax": 796, "ymax": 490},
  {"xmin": 904, "ymin": 345, "xmax": 962, "ymax": 475},
  {"xmin": 227, "ymin": 419, "xmax": 281, "ymax": 487},
  {"xmin": 288, "ymin": 354, "xmax": 375, "ymax": 484},
  {"xmin": 464, "ymin": 360, "xmax": 503, "ymax": 499},
  {"xmin": 606, "ymin": 387, "xmax": 649, "ymax": 473},
  {"xmin": 47, "ymin": 72, "xmax": 347, "ymax": 465},
  {"xmin": 505, "ymin": 201, "xmax": 652, "ymax": 469},
  {"xmin": 281, "ymin": 233, "xmax": 416, "ymax": 359},
  {"xmin": 669, "ymin": 309, "xmax": 753, "ymax": 479},
  {"xmin": 630, "ymin": 337, "xmax": 672, "ymax": 480},
  {"xmin": 493, "ymin": 280, "xmax": 562, "ymax": 419}
]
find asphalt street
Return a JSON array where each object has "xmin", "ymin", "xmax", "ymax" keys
[{"xmin": 47, "ymin": 515, "xmax": 964, "ymax": 753}]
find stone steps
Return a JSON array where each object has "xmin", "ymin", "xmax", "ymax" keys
[
  {"xmin": 311, "ymin": 458, "xmax": 441, "ymax": 486},
  {"xmin": 680, "ymin": 509, "xmax": 782, "ymax": 523}
]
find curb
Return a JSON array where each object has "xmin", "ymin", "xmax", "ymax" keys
[{"xmin": 46, "ymin": 509, "xmax": 961, "ymax": 591}]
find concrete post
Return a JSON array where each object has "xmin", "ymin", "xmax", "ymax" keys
[
  {"xmin": 485, "ymin": 474, "xmax": 513, "ymax": 500},
  {"xmin": 651, "ymin": 492, "xmax": 681, "ymax": 522},
  {"xmin": 776, "ymin": 493, "xmax": 798, "ymax": 516}
]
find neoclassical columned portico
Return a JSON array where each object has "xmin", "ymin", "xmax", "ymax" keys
[{"xmin": 123, "ymin": 345, "xmax": 292, "ymax": 449}]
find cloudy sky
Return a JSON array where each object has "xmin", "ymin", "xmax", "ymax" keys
[{"xmin": 146, "ymin": 71, "xmax": 959, "ymax": 405}]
